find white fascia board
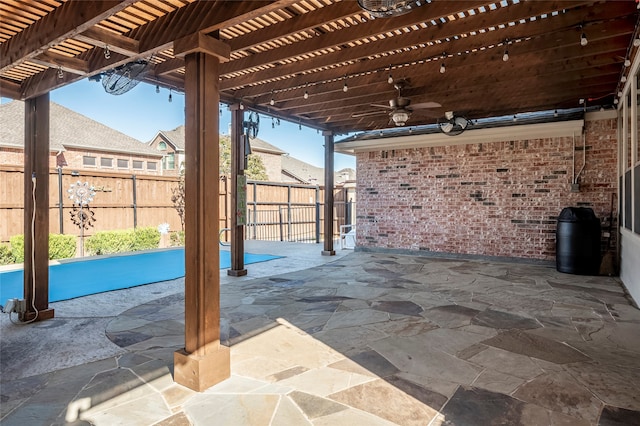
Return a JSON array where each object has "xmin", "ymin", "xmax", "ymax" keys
[{"xmin": 335, "ymin": 120, "xmax": 585, "ymax": 154}]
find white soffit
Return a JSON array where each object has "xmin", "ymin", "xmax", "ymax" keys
[{"xmin": 335, "ymin": 120, "xmax": 585, "ymax": 154}]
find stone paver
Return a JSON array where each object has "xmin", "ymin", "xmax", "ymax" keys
[{"xmin": 2, "ymin": 244, "xmax": 640, "ymax": 425}]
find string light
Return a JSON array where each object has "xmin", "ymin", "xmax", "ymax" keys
[
  {"xmin": 168, "ymin": 89, "xmax": 172, "ymax": 103},
  {"xmin": 580, "ymin": 32, "xmax": 588, "ymax": 47},
  {"xmin": 624, "ymin": 59, "xmax": 631, "ymax": 67},
  {"xmin": 272, "ymin": 117, "xmax": 275, "ymax": 128},
  {"xmin": 104, "ymin": 45, "xmax": 111, "ymax": 60},
  {"xmin": 621, "ymin": 75, "xmax": 627, "ymax": 83},
  {"xmin": 440, "ymin": 62, "xmax": 446, "ymax": 74},
  {"xmin": 57, "ymin": 66, "xmax": 63, "ymax": 79},
  {"xmin": 304, "ymin": 90, "xmax": 309, "ymax": 100},
  {"xmin": 634, "ymin": 37, "xmax": 640, "ymax": 47},
  {"xmin": 240, "ymin": 101, "xmax": 244, "ymax": 110},
  {"xmin": 155, "ymin": 85, "xmax": 160, "ymax": 93},
  {"xmin": 502, "ymin": 48, "xmax": 509, "ymax": 62},
  {"xmin": 554, "ymin": 109, "xmax": 558, "ymax": 117},
  {"xmin": 343, "ymin": 80, "xmax": 348, "ymax": 92}
]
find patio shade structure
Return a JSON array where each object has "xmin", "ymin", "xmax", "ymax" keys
[{"xmin": 1, "ymin": 0, "xmax": 639, "ymax": 391}]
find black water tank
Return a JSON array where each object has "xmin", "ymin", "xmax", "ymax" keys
[{"xmin": 556, "ymin": 207, "xmax": 601, "ymax": 275}]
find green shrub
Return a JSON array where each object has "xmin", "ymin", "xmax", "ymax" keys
[
  {"xmin": 48, "ymin": 234, "xmax": 77, "ymax": 260},
  {"xmin": 132, "ymin": 227, "xmax": 161, "ymax": 251},
  {"xmin": 6, "ymin": 234, "xmax": 76, "ymax": 264},
  {"xmin": 85, "ymin": 227, "xmax": 160, "ymax": 255},
  {"xmin": 9, "ymin": 235, "xmax": 25, "ymax": 263},
  {"xmin": 170, "ymin": 231, "xmax": 185, "ymax": 247},
  {"xmin": 0, "ymin": 243, "xmax": 15, "ymax": 265}
]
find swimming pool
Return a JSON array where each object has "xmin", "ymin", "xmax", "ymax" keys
[{"xmin": 0, "ymin": 248, "xmax": 281, "ymax": 302}]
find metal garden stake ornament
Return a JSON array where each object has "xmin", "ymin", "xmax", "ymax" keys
[{"xmin": 68, "ymin": 181, "xmax": 96, "ymax": 256}]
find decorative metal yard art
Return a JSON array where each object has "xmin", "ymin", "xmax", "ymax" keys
[{"xmin": 68, "ymin": 181, "xmax": 96, "ymax": 256}]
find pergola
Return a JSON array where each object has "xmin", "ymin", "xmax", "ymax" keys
[{"xmin": 1, "ymin": 0, "xmax": 638, "ymax": 391}]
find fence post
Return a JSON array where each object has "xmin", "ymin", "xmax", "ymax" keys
[
  {"xmin": 279, "ymin": 206, "xmax": 284, "ymax": 241},
  {"xmin": 315, "ymin": 201, "xmax": 321, "ymax": 243},
  {"xmin": 58, "ymin": 167, "xmax": 64, "ymax": 234},
  {"xmin": 252, "ymin": 181, "xmax": 257, "ymax": 239},
  {"xmin": 287, "ymin": 184, "xmax": 292, "ymax": 241},
  {"xmin": 132, "ymin": 174, "xmax": 137, "ymax": 229}
]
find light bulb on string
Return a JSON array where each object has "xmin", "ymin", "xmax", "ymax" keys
[
  {"xmin": 624, "ymin": 59, "xmax": 631, "ymax": 67},
  {"xmin": 155, "ymin": 85, "xmax": 160, "ymax": 93},
  {"xmin": 168, "ymin": 89, "xmax": 172, "ymax": 103},
  {"xmin": 104, "ymin": 45, "xmax": 111, "ymax": 60},
  {"xmin": 388, "ymin": 74, "xmax": 393, "ymax": 84},
  {"xmin": 580, "ymin": 33, "xmax": 588, "ymax": 47},
  {"xmin": 502, "ymin": 49, "xmax": 509, "ymax": 62},
  {"xmin": 57, "ymin": 66, "xmax": 64, "ymax": 79},
  {"xmin": 304, "ymin": 90, "xmax": 309, "ymax": 100},
  {"xmin": 440, "ymin": 62, "xmax": 446, "ymax": 74},
  {"xmin": 343, "ymin": 81, "xmax": 348, "ymax": 92},
  {"xmin": 634, "ymin": 37, "xmax": 640, "ymax": 47},
  {"xmin": 621, "ymin": 75, "xmax": 627, "ymax": 83}
]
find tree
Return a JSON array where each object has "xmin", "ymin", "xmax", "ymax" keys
[
  {"xmin": 172, "ymin": 136, "xmax": 269, "ymax": 229},
  {"xmin": 219, "ymin": 135, "xmax": 269, "ymax": 180}
]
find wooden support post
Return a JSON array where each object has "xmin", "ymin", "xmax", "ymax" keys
[
  {"xmin": 228, "ymin": 105, "xmax": 247, "ymax": 276},
  {"xmin": 22, "ymin": 94, "xmax": 54, "ymax": 322},
  {"xmin": 172, "ymin": 33, "xmax": 230, "ymax": 392},
  {"xmin": 322, "ymin": 131, "xmax": 335, "ymax": 256}
]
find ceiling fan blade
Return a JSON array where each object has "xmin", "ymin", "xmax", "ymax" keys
[
  {"xmin": 411, "ymin": 101, "xmax": 442, "ymax": 109},
  {"xmin": 352, "ymin": 110, "xmax": 387, "ymax": 118},
  {"xmin": 370, "ymin": 103, "xmax": 393, "ymax": 109}
]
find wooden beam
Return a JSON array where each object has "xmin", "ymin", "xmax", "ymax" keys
[
  {"xmin": 174, "ymin": 32, "xmax": 231, "ymax": 62},
  {"xmin": 74, "ymin": 26, "xmax": 140, "ymax": 56},
  {"xmin": 22, "ymin": 94, "xmax": 54, "ymax": 322},
  {"xmin": 322, "ymin": 131, "xmax": 335, "ymax": 256},
  {"xmin": 151, "ymin": 58, "xmax": 184, "ymax": 76},
  {"xmin": 134, "ymin": 1, "xmax": 298, "ymax": 53},
  {"xmin": 222, "ymin": 1, "xmax": 619, "ymax": 96},
  {"xmin": 0, "ymin": 0, "xmax": 137, "ymax": 72},
  {"xmin": 228, "ymin": 105, "xmax": 247, "ymax": 277},
  {"xmin": 0, "ymin": 79, "xmax": 21, "ymax": 99},
  {"xmin": 173, "ymin": 35, "xmax": 230, "ymax": 392},
  {"xmin": 226, "ymin": 1, "xmax": 362, "ymax": 52},
  {"xmin": 220, "ymin": 0, "xmax": 570, "ymax": 78},
  {"xmin": 30, "ymin": 51, "xmax": 90, "ymax": 75}
]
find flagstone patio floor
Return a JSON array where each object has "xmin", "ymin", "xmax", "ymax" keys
[{"xmin": 1, "ymin": 241, "xmax": 640, "ymax": 425}]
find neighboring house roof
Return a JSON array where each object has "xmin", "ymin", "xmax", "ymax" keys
[
  {"xmin": 0, "ymin": 100, "xmax": 161, "ymax": 157},
  {"xmin": 152, "ymin": 125, "xmax": 185, "ymax": 151},
  {"xmin": 249, "ymin": 137, "xmax": 286, "ymax": 155},
  {"xmin": 281, "ymin": 155, "xmax": 324, "ymax": 185},
  {"xmin": 155, "ymin": 125, "xmax": 286, "ymax": 156}
]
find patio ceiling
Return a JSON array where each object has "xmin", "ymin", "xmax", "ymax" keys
[{"xmin": 1, "ymin": 0, "xmax": 638, "ymax": 134}]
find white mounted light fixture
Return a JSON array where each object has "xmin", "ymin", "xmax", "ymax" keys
[{"xmin": 391, "ymin": 110, "xmax": 409, "ymax": 126}]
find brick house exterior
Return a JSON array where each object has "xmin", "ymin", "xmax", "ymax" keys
[
  {"xmin": 338, "ymin": 111, "xmax": 617, "ymax": 262},
  {"xmin": 0, "ymin": 101, "xmax": 163, "ymax": 174}
]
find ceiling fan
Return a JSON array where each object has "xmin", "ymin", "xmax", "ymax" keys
[
  {"xmin": 352, "ymin": 79, "xmax": 441, "ymax": 126},
  {"xmin": 438, "ymin": 111, "xmax": 470, "ymax": 136}
]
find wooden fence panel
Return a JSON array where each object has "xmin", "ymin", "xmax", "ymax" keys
[{"xmin": 0, "ymin": 167, "xmax": 348, "ymax": 243}]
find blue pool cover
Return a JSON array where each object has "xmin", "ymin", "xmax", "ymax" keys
[{"xmin": 0, "ymin": 248, "xmax": 282, "ymax": 303}]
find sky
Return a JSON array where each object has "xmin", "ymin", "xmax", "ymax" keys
[{"xmin": 9, "ymin": 79, "xmax": 356, "ymax": 171}]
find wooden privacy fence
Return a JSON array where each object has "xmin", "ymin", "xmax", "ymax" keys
[{"xmin": 0, "ymin": 166, "xmax": 353, "ymax": 243}]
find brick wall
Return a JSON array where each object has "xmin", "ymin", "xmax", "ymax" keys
[
  {"xmin": 0, "ymin": 147, "xmax": 58, "ymax": 168},
  {"xmin": 355, "ymin": 116, "xmax": 618, "ymax": 261}
]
